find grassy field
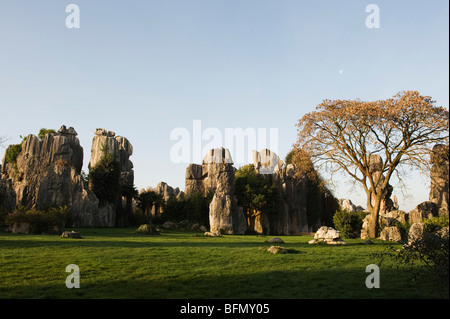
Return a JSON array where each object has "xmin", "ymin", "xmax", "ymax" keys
[{"xmin": 0, "ymin": 227, "xmax": 447, "ymax": 299}]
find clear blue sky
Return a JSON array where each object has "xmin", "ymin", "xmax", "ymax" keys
[{"xmin": 0, "ymin": 0, "xmax": 448, "ymax": 211}]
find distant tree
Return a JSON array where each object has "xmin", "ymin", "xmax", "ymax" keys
[
  {"xmin": 137, "ymin": 190, "xmax": 164, "ymax": 223},
  {"xmin": 288, "ymin": 148, "xmax": 338, "ymax": 227},
  {"xmin": 295, "ymin": 90, "xmax": 449, "ymax": 238},
  {"xmin": 285, "ymin": 149, "xmax": 295, "ymax": 165},
  {"xmin": 89, "ymin": 145, "xmax": 121, "ymax": 206},
  {"xmin": 234, "ymin": 164, "xmax": 278, "ymax": 230}
]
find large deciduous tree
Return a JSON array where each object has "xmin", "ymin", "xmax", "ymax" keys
[{"xmin": 295, "ymin": 90, "xmax": 449, "ymax": 238}]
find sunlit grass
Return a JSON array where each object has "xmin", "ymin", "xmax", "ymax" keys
[{"xmin": 0, "ymin": 227, "xmax": 447, "ymax": 299}]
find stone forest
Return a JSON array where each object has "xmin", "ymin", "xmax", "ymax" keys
[{"xmin": 0, "ymin": 125, "xmax": 448, "ymax": 243}]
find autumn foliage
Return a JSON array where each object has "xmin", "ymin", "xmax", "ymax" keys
[{"xmin": 294, "ymin": 90, "xmax": 449, "ymax": 238}]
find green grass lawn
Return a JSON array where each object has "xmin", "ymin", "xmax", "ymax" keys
[{"xmin": 0, "ymin": 227, "xmax": 447, "ymax": 299}]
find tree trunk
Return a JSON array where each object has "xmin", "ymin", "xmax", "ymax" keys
[{"xmin": 368, "ymin": 197, "xmax": 381, "ymax": 238}]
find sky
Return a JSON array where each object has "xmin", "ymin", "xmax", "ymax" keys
[{"xmin": 0, "ymin": 0, "xmax": 448, "ymax": 212}]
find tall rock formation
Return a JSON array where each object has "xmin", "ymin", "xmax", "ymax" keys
[
  {"xmin": 1, "ymin": 125, "xmax": 99, "ymax": 226},
  {"xmin": 249, "ymin": 150, "xmax": 311, "ymax": 235},
  {"xmin": 88, "ymin": 128, "xmax": 134, "ymax": 226},
  {"xmin": 185, "ymin": 148, "xmax": 335, "ymax": 235},
  {"xmin": 408, "ymin": 144, "xmax": 449, "ymax": 223},
  {"xmin": 361, "ymin": 145, "xmax": 449, "ymax": 240},
  {"xmin": 368, "ymin": 154, "xmax": 396, "ymax": 214},
  {"xmin": 185, "ymin": 148, "xmax": 234, "ymax": 197},
  {"xmin": 0, "ymin": 178, "xmax": 16, "ymax": 214},
  {"xmin": 429, "ymin": 144, "xmax": 449, "ymax": 216},
  {"xmin": 185, "ymin": 147, "xmax": 246, "ymax": 234},
  {"xmin": 360, "ymin": 154, "xmax": 397, "ymax": 239},
  {"xmin": 252, "ymin": 148, "xmax": 284, "ymax": 175}
]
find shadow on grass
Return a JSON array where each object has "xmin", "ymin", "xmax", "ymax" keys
[
  {"xmin": 0, "ymin": 266, "xmax": 443, "ymax": 299},
  {"xmin": 0, "ymin": 237, "xmax": 390, "ymax": 250}
]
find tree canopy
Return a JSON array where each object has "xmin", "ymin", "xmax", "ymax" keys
[
  {"xmin": 295, "ymin": 90, "xmax": 449, "ymax": 238},
  {"xmin": 234, "ymin": 164, "xmax": 279, "ymax": 230}
]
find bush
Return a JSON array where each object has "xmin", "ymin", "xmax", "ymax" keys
[
  {"xmin": 89, "ymin": 145, "xmax": 121, "ymax": 206},
  {"xmin": 234, "ymin": 164, "xmax": 279, "ymax": 220},
  {"xmin": 38, "ymin": 128, "xmax": 56, "ymax": 140},
  {"xmin": 5, "ymin": 206, "xmax": 68, "ymax": 234},
  {"xmin": 333, "ymin": 209, "xmax": 367, "ymax": 239},
  {"xmin": 422, "ymin": 214, "xmax": 449, "ymax": 233},
  {"xmin": 161, "ymin": 192, "xmax": 213, "ymax": 227},
  {"xmin": 377, "ymin": 216, "xmax": 449, "ymax": 296}
]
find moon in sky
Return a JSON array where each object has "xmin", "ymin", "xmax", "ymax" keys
[{"xmin": 339, "ymin": 69, "xmax": 344, "ymax": 75}]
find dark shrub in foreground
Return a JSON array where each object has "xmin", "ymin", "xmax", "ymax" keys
[
  {"xmin": 5, "ymin": 206, "xmax": 68, "ymax": 234},
  {"xmin": 333, "ymin": 209, "xmax": 367, "ymax": 239}
]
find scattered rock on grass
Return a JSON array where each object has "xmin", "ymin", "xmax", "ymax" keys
[
  {"xmin": 267, "ymin": 245, "xmax": 288, "ymax": 254},
  {"xmin": 308, "ymin": 226, "xmax": 347, "ymax": 245},
  {"xmin": 136, "ymin": 224, "xmax": 159, "ymax": 234},
  {"xmin": 267, "ymin": 237, "xmax": 284, "ymax": 243},
  {"xmin": 61, "ymin": 231, "xmax": 82, "ymax": 238},
  {"xmin": 204, "ymin": 231, "xmax": 222, "ymax": 237}
]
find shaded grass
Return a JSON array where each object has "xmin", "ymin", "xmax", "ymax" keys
[{"xmin": 0, "ymin": 227, "xmax": 447, "ymax": 299}]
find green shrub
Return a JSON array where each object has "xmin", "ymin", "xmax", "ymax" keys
[
  {"xmin": 5, "ymin": 206, "xmax": 68, "ymax": 234},
  {"xmin": 234, "ymin": 164, "xmax": 279, "ymax": 222},
  {"xmin": 38, "ymin": 128, "xmax": 56, "ymax": 140},
  {"xmin": 379, "ymin": 228, "xmax": 449, "ymax": 295},
  {"xmin": 333, "ymin": 209, "xmax": 367, "ymax": 239},
  {"xmin": 5, "ymin": 144, "xmax": 22, "ymax": 165},
  {"xmin": 423, "ymin": 214, "xmax": 449, "ymax": 233},
  {"xmin": 161, "ymin": 191, "xmax": 213, "ymax": 227},
  {"xmin": 4, "ymin": 136, "xmax": 28, "ymax": 173},
  {"xmin": 89, "ymin": 145, "xmax": 121, "ymax": 206}
]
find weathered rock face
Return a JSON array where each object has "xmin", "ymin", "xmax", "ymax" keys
[
  {"xmin": 155, "ymin": 181, "xmax": 183, "ymax": 202},
  {"xmin": 185, "ymin": 147, "xmax": 234, "ymax": 197},
  {"xmin": 185, "ymin": 163, "xmax": 205, "ymax": 196},
  {"xmin": 361, "ymin": 209, "xmax": 407, "ymax": 240},
  {"xmin": 360, "ymin": 155, "xmax": 397, "ymax": 239},
  {"xmin": 408, "ymin": 222, "xmax": 424, "ymax": 244},
  {"xmin": 339, "ymin": 198, "xmax": 365, "ymax": 213},
  {"xmin": 252, "ymin": 148, "xmax": 284, "ymax": 175},
  {"xmin": 1, "ymin": 125, "xmax": 100, "ymax": 226},
  {"xmin": 429, "ymin": 144, "xmax": 449, "ymax": 216},
  {"xmin": 408, "ymin": 201, "xmax": 439, "ymax": 224},
  {"xmin": 89, "ymin": 128, "xmax": 134, "ymax": 186},
  {"xmin": 145, "ymin": 181, "xmax": 184, "ymax": 216},
  {"xmin": 0, "ymin": 178, "xmax": 16, "ymax": 213},
  {"xmin": 253, "ymin": 163, "xmax": 310, "ymax": 235},
  {"xmin": 379, "ymin": 226, "xmax": 402, "ymax": 242},
  {"xmin": 185, "ymin": 148, "xmax": 246, "ymax": 234},
  {"xmin": 88, "ymin": 128, "xmax": 134, "ymax": 226},
  {"xmin": 186, "ymin": 148, "xmax": 335, "ymax": 235},
  {"xmin": 250, "ymin": 149, "xmax": 339, "ymax": 235},
  {"xmin": 368, "ymin": 154, "xmax": 396, "ymax": 214},
  {"xmin": 309, "ymin": 226, "xmax": 346, "ymax": 245},
  {"xmin": 207, "ymin": 149, "xmax": 246, "ymax": 235},
  {"xmin": 362, "ymin": 145, "xmax": 449, "ymax": 240}
]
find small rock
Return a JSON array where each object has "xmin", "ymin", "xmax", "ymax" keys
[
  {"xmin": 204, "ymin": 231, "xmax": 222, "ymax": 237},
  {"xmin": 162, "ymin": 221, "xmax": 177, "ymax": 229},
  {"xmin": 136, "ymin": 224, "xmax": 159, "ymax": 234},
  {"xmin": 309, "ymin": 226, "xmax": 347, "ymax": 245},
  {"xmin": 267, "ymin": 237, "xmax": 284, "ymax": 243},
  {"xmin": 408, "ymin": 223, "xmax": 424, "ymax": 244},
  {"xmin": 267, "ymin": 246, "xmax": 288, "ymax": 254},
  {"xmin": 438, "ymin": 226, "xmax": 449, "ymax": 239},
  {"xmin": 379, "ymin": 226, "xmax": 402, "ymax": 242},
  {"xmin": 61, "ymin": 231, "xmax": 82, "ymax": 239}
]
